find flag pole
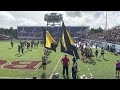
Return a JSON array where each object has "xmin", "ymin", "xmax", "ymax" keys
[
  {"xmin": 43, "ymin": 27, "xmax": 47, "ymax": 64},
  {"xmin": 45, "ymin": 27, "xmax": 48, "ymax": 64},
  {"xmin": 72, "ymin": 50, "xmax": 80, "ymax": 79},
  {"xmin": 73, "ymin": 50, "xmax": 78, "ymax": 65}
]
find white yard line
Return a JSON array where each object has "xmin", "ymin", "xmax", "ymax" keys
[
  {"xmin": 86, "ymin": 64, "xmax": 93, "ymax": 77},
  {"xmin": 0, "ymin": 77, "xmax": 27, "ymax": 79},
  {"xmin": 49, "ymin": 55, "xmax": 63, "ymax": 79},
  {"xmin": 90, "ymin": 73, "xmax": 93, "ymax": 77}
]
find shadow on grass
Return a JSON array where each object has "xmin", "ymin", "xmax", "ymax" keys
[
  {"xmin": 116, "ymin": 76, "xmax": 120, "ymax": 79},
  {"xmin": 83, "ymin": 59, "xmax": 96, "ymax": 65},
  {"xmin": 51, "ymin": 75, "xmax": 68, "ymax": 79},
  {"xmin": 8, "ymin": 48, "xmax": 12, "ymax": 50},
  {"xmin": 25, "ymin": 50, "xmax": 28, "ymax": 52},
  {"xmin": 38, "ymin": 61, "xmax": 51, "ymax": 69},
  {"xmin": 82, "ymin": 60, "xmax": 86, "ymax": 63},
  {"xmin": 15, "ymin": 54, "xmax": 19, "ymax": 56},
  {"xmin": 47, "ymin": 61, "xmax": 51, "ymax": 65},
  {"xmin": 38, "ymin": 64, "xmax": 42, "ymax": 69},
  {"xmin": 15, "ymin": 54, "xmax": 23, "ymax": 57},
  {"xmin": 103, "ymin": 58, "xmax": 109, "ymax": 61},
  {"xmin": 17, "ymin": 55, "xmax": 23, "ymax": 57},
  {"xmin": 23, "ymin": 50, "xmax": 28, "ymax": 53},
  {"xmin": 46, "ymin": 51, "xmax": 52, "ymax": 56},
  {"xmin": 41, "ymin": 73, "xmax": 46, "ymax": 79},
  {"xmin": 96, "ymin": 59, "xmax": 102, "ymax": 62},
  {"xmin": 63, "ymin": 75, "xmax": 69, "ymax": 79},
  {"xmin": 29, "ymin": 50, "xmax": 32, "ymax": 51},
  {"xmin": 52, "ymin": 75, "xmax": 59, "ymax": 79},
  {"xmin": 87, "ymin": 59, "xmax": 96, "ymax": 65}
]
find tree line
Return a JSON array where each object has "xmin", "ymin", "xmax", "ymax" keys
[
  {"xmin": 88, "ymin": 27, "xmax": 104, "ymax": 35},
  {"xmin": 0, "ymin": 27, "xmax": 18, "ymax": 39}
]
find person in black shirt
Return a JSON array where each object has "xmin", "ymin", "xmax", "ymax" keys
[
  {"xmin": 96, "ymin": 44, "xmax": 98, "ymax": 49},
  {"xmin": 11, "ymin": 41, "xmax": 13, "ymax": 48},
  {"xmin": 72, "ymin": 64, "xmax": 78, "ymax": 79},
  {"xmin": 72, "ymin": 57, "xmax": 76, "ymax": 65},
  {"xmin": 36, "ymin": 40, "xmax": 39, "ymax": 48},
  {"xmin": 21, "ymin": 46, "xmax": 24, "ymax": 54},
  {"xmin": 31, "ymin": 41, "xmax": 33, "ymax": 49},
  {"xmin": 24, "ymin": 41, "xmax": 26, "ymax": 47},
  {"xmin": 107, "ymin": 45, "xmax": 109, "ymax": 51},
  {"xmin": 27, "ymin": 41, "xmax": 30, "ymax": 51},
  {"xmin": 95, "ymin": 49, "xmax": 98, "ymax": 58},
  {"xmin": 20, "ymin": 40, "xmax": 22, "ymax": 46},
  {"xmin": 99, "ymin": 47, "xmax": 105, "ymax": 59},
  {"xmin": 42, "ymin": 56, "xmax": 46, "ymax": 70}
]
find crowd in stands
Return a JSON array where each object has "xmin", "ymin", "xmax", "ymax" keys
[
  {"xmin": 88, "ymin": 28, "xmax": 120, "ymax": 44},
  {"xmin": 17, "ymin": 26, "xmax": 89, "ymax": 41}
]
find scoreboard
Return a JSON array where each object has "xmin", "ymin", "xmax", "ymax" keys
[{"xmin": 44, "ymin": 13, "xmax": 63, "ymax": 22}]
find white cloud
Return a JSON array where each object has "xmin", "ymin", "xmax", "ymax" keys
[
  {"xmin": 16, "ymin": 18, "xmax": 39, "ymax": 26},
  {"xmin": 0, "ymin": 11, "xmax": 16, "ymax": 21},
  {"xmin": 65, "ymin": 11, "xmax": 82, "ymax": 18},
  {"xmin": 0, "ymin": 11, "xmax": 120, "ymax": 29},
  {"xmin": 0, "ymin": 11, "xmax": 16, "ymax": 28}
]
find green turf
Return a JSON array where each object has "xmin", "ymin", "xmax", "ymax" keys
[{"xmin": 0, "ymin": 40, "xmax": 120, "ymax": 79}]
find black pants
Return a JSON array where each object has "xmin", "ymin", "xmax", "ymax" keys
[
  {"xmin": 95, "ymin": 53, "xmax": 98, "ymax": 58},
  {"xmin": 72, "ymin": 72, "xmax": 77, "ymax": 79},
  {"xmin": 11, "ymin": 44, "xmax": 13, "ymax": 48},
  {"xmin": 63, "ymin": 65, "xmax": 68, "ymax": 76},
  {"xmin": 73, "ymin": 61, "xmax": 77, "ymax": 65},
  {"xmin": 21, "ymin": 49, "xmax": 24, "ymax": 54},
  {"xmin": 73, "ymin": 61, "xmax": 75, "ymax": 65},
  {"xmin": 18, "ymin": 49, "xmax": 20, "ymax": 54}
]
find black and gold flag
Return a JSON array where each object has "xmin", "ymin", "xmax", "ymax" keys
[
  {"xmin": 43, "ymin": 28, "xmax": 57, "ymax": 52},
  {"xmin": 61, "ymin": 22, "xmax": 80, "ymax": 59}
]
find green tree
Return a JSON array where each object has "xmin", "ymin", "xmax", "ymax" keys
[
  {"xmin": 0, "ymin": 27, "xmax": 18, "ymax": 39},
  {"xmin": 88, "ymin": 27, "xmax": 103, "ymax": 35}
]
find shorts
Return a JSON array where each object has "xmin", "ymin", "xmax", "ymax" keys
[
  {"xmin": 101, "ymin": 53, "xmax": 104, "ymax": 55},
  {"xmin": 81, "ymin": 53, "xmax": 84, "ymax": 56},
  {"xmin": 42, "ymin": 63, "xmax": 46, "ymax": 65},
  {"xmin": 85, "ymin": 54, "xmax": 88, "ymax": 57},
  {"xmin": 116, "ymin": 67, "xmax": 120, "ymax": 70},
  {"xmin": 87, "ymin": 55, "xmax": 91, "ymax": 58}
]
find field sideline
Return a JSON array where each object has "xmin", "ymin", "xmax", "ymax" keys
[{"xmin": 0, "ymin": 40, "xmax": 120, "ymax": 79}]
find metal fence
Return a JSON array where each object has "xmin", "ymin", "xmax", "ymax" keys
[{"xmin": 85, "ymin": 39, "xmax": 120, "ymax": 53}]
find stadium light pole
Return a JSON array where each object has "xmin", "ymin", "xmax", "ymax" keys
[
  {"xmin": 106, "ymin": 11, "xmax": 108, "ymax": 31},
  {"xmin": 105, "ymin": 11, "xmax": 109, "ymax": 43}
]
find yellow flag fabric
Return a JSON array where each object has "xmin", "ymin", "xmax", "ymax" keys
[
  {"xmin": 45, "ymin": 31, "xmax": 57, "ymax": 51},
  {"xmin": 66, "ymin": 30, "xmax": 74, "ymax": 45},
  {"xmin": 62, "ymin": 32, "xmax": 66, "ymax": 49}
]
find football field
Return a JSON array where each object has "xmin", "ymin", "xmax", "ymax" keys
[{"xmin": 0, "ymin": 40, "xmax": 119, "ymax": 79}]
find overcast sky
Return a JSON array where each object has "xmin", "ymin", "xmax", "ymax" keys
[{"xmin": 0, "ymin": 11, "xmax": 120, "ymax": 29}]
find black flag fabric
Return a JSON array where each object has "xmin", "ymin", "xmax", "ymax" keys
[{"xmin": 61, "ymin": 22, "xmax": 80, "ymax": 59}]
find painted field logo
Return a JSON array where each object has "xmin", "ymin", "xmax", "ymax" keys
[{"xmin": 0, "ymin": 60, "xmax": 41, "ymax": 70}]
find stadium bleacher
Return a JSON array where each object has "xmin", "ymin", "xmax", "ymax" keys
[{"xmin": 17, "ymin": 26, "xmax": 89, "ymax": 40}]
